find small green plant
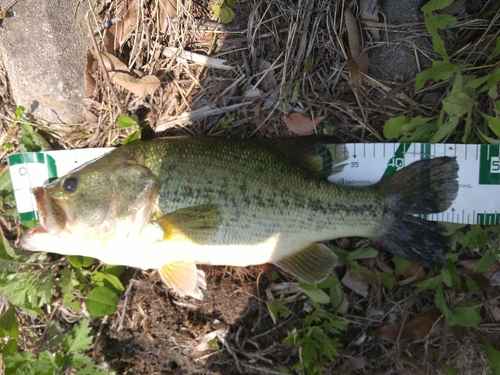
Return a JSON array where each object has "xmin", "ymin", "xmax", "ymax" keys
[
  {"xmin": 383, "ymin": 0, "xmax": 500, "ymax": 144},
  {"xmin": 116, "ymin": 114, "xmax": 141, "ymax": 145},
  {"xmin": 211, "ymin": 0, "xmax": 234, "ymax": 24},
  {"xmin": 0, "ymin": 307, "xmax": 114, "ymax": 374},
  {"xmin": 13, "ymin": 106, "xmax": 52, "ymax": 152}
]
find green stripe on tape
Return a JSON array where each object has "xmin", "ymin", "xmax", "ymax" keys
[{"xmin": 20, "ymin": 211, "xmax": 37, "ymax": 222}]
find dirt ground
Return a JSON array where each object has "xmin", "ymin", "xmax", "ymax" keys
[{"xmin": 1, "ymin": 0, "xmax": 500, "ymax": 374}]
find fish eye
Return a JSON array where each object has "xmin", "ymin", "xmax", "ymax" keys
[{"xmin": 63, "ymin": 177, "xmax": 78, "ymax": 192}]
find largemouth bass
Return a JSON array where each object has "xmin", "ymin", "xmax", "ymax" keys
[{"xmin": 20, "ymin": 137, "xmax": 459, "ymax": 298}]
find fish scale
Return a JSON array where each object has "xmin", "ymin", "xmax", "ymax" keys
[{"xmin": 120, "ymin": 138, "xmax": 385, "ymax": 250}]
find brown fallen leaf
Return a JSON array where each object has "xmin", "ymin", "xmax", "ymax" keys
[
  {"xmin": 112, "ymin": 0, "xmax": 140, "ymax": 46},
  {"xmin": 399, "ymin": 263, "xmax": 426, "ymax": 285},
  {"xmin": 360, "ymin": 0, "xmax": 380, "ymax": 41},
  {"xmin": 344, "ymin": 7, "xmax": 360, "ymax": 63},
  {"xmin": 159, "ymin": 0, "xmax": 178, "ymax": 29},
  {"xmin": 281, "ymin": 113, "xmax": 324, "ymax": 135},
  {"xmin": 92, "ymin": 50, "xmax": 130, "ymax": 72},
  {"xmin": 341, "ymin": 268, "xmax": 369, "ymax": 297},
  {"xmin": 379, "ymin": 309, "xmax": 442, "ymax": 342},
  {"xmin": 111, "ymin": 73, "xmax": 161, "ymax": 97},
  {"xmin": 84, "ymin": 51, "xmax": 97, "ymax": 98}
]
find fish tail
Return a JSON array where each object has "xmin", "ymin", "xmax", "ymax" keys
[{"xmin": 373, "ymin": 157, "xmax": 459, "ymax": 268}]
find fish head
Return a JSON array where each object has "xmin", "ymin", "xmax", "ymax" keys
[{"xmin": 20, "ymin": 151, "xmax": 161, "ymax": 252}]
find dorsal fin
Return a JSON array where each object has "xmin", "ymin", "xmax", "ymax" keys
[{"xmin": 259, "ymin": 136, "xmax": 348, "ymax": 178}]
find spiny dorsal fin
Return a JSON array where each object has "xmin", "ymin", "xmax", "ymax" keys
[
  {"xmin": 158, "ymin": 260, "xmax": 207, "ymax": 299},
  {"xmin": 276, "ymin": 242, "xmax": 338, "ymax": 284},
  {"xmin": 156, "ymin": 204, "xmax": 221, "ymax": 244},
  {"xmin": 260, "ymin": 136, "xmax": 348, "ymax": 178}
]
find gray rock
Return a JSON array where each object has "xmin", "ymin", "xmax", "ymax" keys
[
  {"xmin": 369, "ymin": 0, "xmax": 435, "ymax": 84},
  {"xmin": 0, "ymin": 0, "xmax": 89, "ymax": 124}
]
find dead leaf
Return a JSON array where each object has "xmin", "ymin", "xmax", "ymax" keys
[
  {"xmin": 344, "ymin": 7, "xmax": 360, "ymax": 63},
  {"xmin": 112, "ymin": 0, "xmax": 139, "ymax": 46},
  {"xmin": 486, "ymin": 300, "xmax": 500, "ymax": 322},
  {"xmin": 92, "ymin": 50, "xmax": 130, "ymax": 72},
  {"xmin": 379, "ymin": 309, "xmax": 442, "ymax": 342},
  {"xmin": 358, "ymin": 50, "xmax": 370, "ymax": 75},
  {"xmin": 111, "ymin": 73, "xmax": 161, "ymax": 97},
  {"xmin": 84, "ymin": 52, "xmax": 97, "ymax": 98},
  {"xmin": 159, "ymin": 0, "xmax": 178, "ymax": 29},
  {"xmin": 103, "ymin": 29, "xmax": 116, "ymax": 54},
  {"xmin": 439, "ymin": 0, "xmax": 466, "ymax": 16},
  {"xmin": 451, "ymin": 325, "xmax": 467, "ymax": 344},
  {"xmin": 399, "ymin": 264, "xmax": 426, "ymax": 285},
  {"xmin": 360, "ymin": 0, "xmax": 380, "ymax": 41},
  {"xmin": 341, "ymin": 269, "xmax": 369, "ymax": 297},
  {"xmin": 281, "ymin": 113, "xmax": 324, "ymax": 135}
]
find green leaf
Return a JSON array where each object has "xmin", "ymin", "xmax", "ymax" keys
[
  {"xmin": 415, "ymin": 61, "xmax": 462, "ymax": 91},
  {"xmin": 122, "ymin": 130, "xmax": 141, "ymax": 146},
  {"xmin": 477, "ymin": 127, "xmax": 500, "ymax": 145},
  {"xmin": 67, "ymin": 256, "xmax": 95, "ymax": 269},
  {"xmin": 304, "ymin": 55, "xmax": 313, "ymax": 72},
  {"xmin": 330, "ymin": 283, "xmax": 348, "ymax": 314},
  {"xmin": 63, "ymin": 294, "xmax": 82, "ymax": 313},
  {"xmin": 442, "ymin": 93, "xmax": 473, "ymax": 117},
  {"xmin": 451, "ymin": 306, "xmax": 482, "ymax": 327},
  {"xmin": 434, "ymin": 285, "xmax": 454, "ymax": 323},
  {"xmin": 440, "ymin": 362, "xmax": 457, "ymax": 375},
  {"xmin": 86, "ymin": 287, "xmax": 119, "ymax": 317},
  {"xmin": 349, "ymin": 247, "xmax": 378, "ymax": 260},
  {"xmin": 482, "ymin": 113, "xmax": 500, "ymax": 137},
  {"xmin": 266, "ymin": 302, "xmax": 278, "ymax": 325},
  {"xmin": 465, "ymin": 276, "xmax": 482, "ymax": 296},
  {"xmin": 421, "ymin": 0, "xmax": 456, "ymax": 61},
  {"xmin": 484, "ymin": 341, "xmax": 500, "ymax": 374},
  {"xmin": 380, "ymin": 272, "xmax": 394, "ymax": 289},
  {"xmin": 15, "ymin": 105, "xmax": 25, "ymax": 120},
  {"xmin": 383, "ymin": 116, "xmax": 410, "ymax": 139},
  {"xmin": 19, "ymin": 123, "xmax": 51, "ymax": 152},
  {"xmin": 211, "ymin": 4, "xmax": 221, "ymax": 18},
  {"xmin": 219, "ymin": 7, "xmax": 234, "ymax": 24},
  {"xmin": 226, "ymin": 0, "xmax": 234, "ymax": 6},
  {"xmin": 59, "ymin": 269, "xmax": 79, "ymax": 295},
  {"xmin": 91, "ymin": 270, "xmax": 125, "ymax": 294},
  {"xmin": 413, "ymin": 274, "xmax": 443, "ymax": 291},
  {"xmin": 0, "ymin": 306, "xmax": 18, "ymax": 339},
  {"xmin": 317, "ymin": 276, "xmax": 338, "ymax": 289},
  {"xmin": 393, "ymin": 255, "xmax": 411, "ymax": 275},
  {"xmin": 2, "ymin": 339, "xmax": 19, "ymax": 357},
  {"xmin": 116, "ymin": 114, "xmax": 139, "ymax": 128},
  {"xmin": 298, "ymin": 285, "xmax": 330, "ymax": 304},
  {"xmin": 63, "ymin": 319, "xmax": 93, "ymax": 354},
  {"xmin": 104, "ymin": 265, "xmax": 125, "ymax": 277},
  {"xmin": 429, "ymin": 117, "xmax": 459, "ymax": 143}
]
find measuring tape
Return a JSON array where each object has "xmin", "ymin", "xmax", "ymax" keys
[{"xmin": 7, "ymin": 143, "xmax": 500, "ymax": 225}]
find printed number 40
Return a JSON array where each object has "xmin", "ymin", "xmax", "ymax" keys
[
  {"xmin": 491, "ymin": 157, "xmax": 500, "ymax": 173},
  {"xmin": 387, "ymin": 158, "xmax": 404, "ymax": 168}
]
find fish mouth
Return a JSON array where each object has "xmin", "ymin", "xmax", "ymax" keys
[{"xmin": 32, "ymin": 186, "xmax": 68, "ymax": 235}]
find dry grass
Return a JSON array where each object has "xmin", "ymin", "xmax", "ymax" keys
[{"xmin": 1, "ymin": 0, "xmax": 500, "ymax": 374}]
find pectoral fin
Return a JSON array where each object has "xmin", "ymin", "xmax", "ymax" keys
[
  {"xmin": 158, "ymin": 260, "xmax": 207, "ymax": 300},
  {"xmin": 276, "ymin": 243, "xmax": 338, "ymax": 284},
  {"xmin": 156, "ymin": 204, "xmax": 221, "ymax": 244}
]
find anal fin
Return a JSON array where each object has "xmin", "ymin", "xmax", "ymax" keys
[
  {"xmin": 158, "ymin": 260, "xmax": 207, "ymax": 300},
  {"xmin": 276, "ymin": 243, "xmax": 338, "ymax": 284}
]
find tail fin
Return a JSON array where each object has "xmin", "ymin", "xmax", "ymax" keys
[{"xmin": 373, "ymin": 157, "xmax": 459, "ymax": 268}]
